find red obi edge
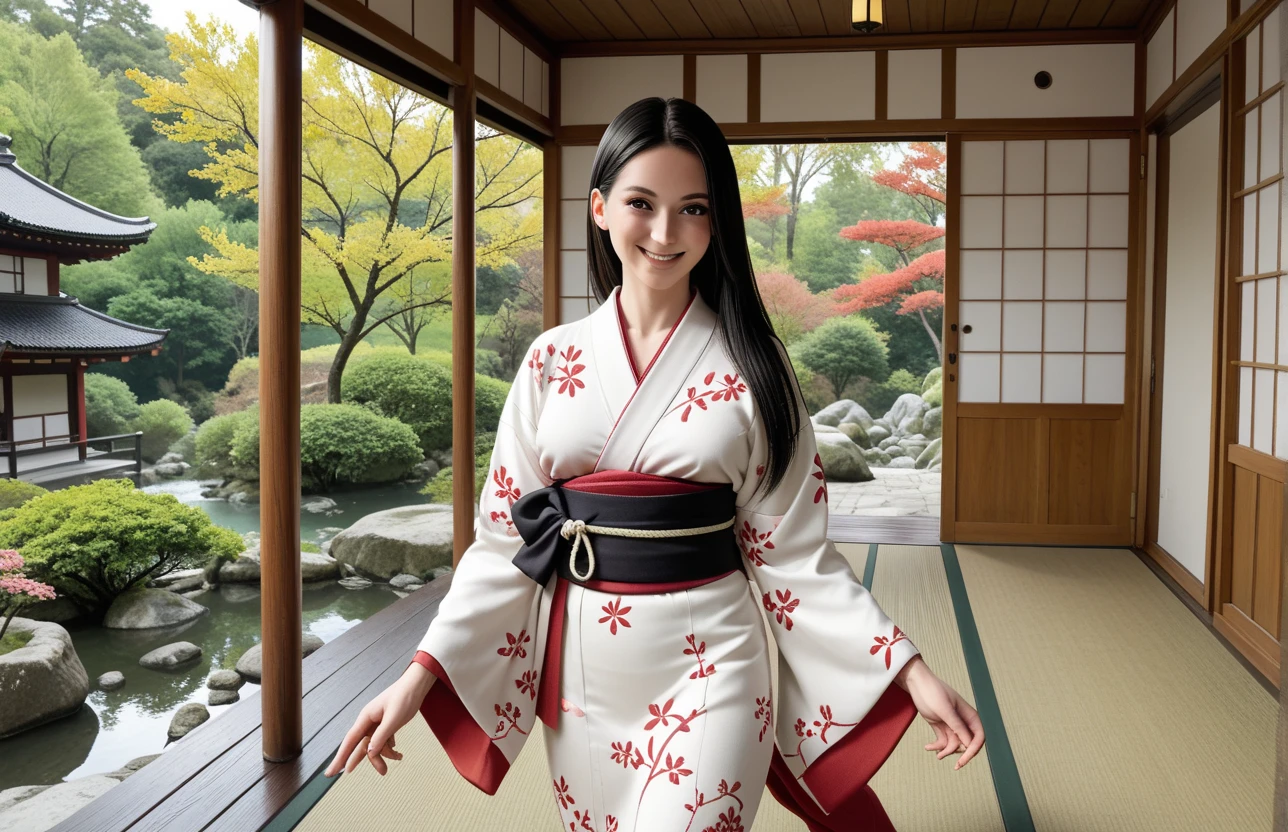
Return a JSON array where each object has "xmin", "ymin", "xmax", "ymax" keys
[{"xmin": 409, "ymin": 469, "xmax": 917, "ymax": 821}]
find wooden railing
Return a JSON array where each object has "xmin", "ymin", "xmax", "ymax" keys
[{"xmin": 1, "ymin": 431, "xmax": 142, "ymax": 479}]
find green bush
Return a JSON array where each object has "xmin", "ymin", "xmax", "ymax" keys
[
  {"xmin": 342, "ymin": 355, "xmax": 451, "ymax": 454},
  {"xmin": 864, "ymin": 369, "xmax": 922, "ymax": 418},
  {"xmin": 131, "ymin": 399, "xmax": 195, "ymax": 463},
  {"xmin": 167, "ymin": 430, "xmax": 197, "ymax": 463},
  {"xmin": 794, "ymin": 316, "xmax": 891, "ymax": 399},
  {"xmin": 0, "ymin": 480, "xmax": 47, "ymax": 511},
  {"xmin": 301, "ymin": 541, "xmax": 321, "ymax": 554},
  {"xmin": 298, "ymin": 404, "xmax": 422, "ymax": 491},
  {"xmin": 343, "ymin": 354, "xmax": 511, "ymax": 453},
  {"xmin": 194, "ymin": 407, "xmax": 258, "ymax": 480},
  {"xmin": 84, "ymin": 373, "xmax": 140, "ymax": 438},
  {"xmin": 0, "ymin": 478, "xmax": 243, "ymax": 613}
]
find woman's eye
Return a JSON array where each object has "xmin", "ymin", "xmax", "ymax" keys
[
  {"xmin": 683, "ymin": 205, "xmax": 708, "ymax": 216},
  {"xmin": 628, "ymin": 198, "xmax": 650, "ymax": 210}
]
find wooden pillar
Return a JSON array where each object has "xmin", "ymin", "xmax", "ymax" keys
[
  {"xmin": 69, "ymin": 365, "xmax": 86, "ymax": 459},
  {"xmin": 258, "ymin": 0, "xmax": 303, "ymax": 763},
  {"xmin": 451, "ymin": 0, "xmax": 476, "ymax": 567}
]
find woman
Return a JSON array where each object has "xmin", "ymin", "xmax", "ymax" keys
[{"xmin": 325, "ymin": 97, "xmax": 983, "ymax": 832}]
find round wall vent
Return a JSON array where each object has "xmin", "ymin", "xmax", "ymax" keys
[{"xmin": 1034, "ymin": 71, "xmax": 1053, "ymax": 90}]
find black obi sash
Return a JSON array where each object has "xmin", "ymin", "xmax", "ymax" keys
[{"xmin": 508, "ymin": 480, "xmax": 744, "ymax": 586}]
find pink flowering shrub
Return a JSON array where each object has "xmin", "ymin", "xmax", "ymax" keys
[{"xmin": 0, "ymin": 550, "xmax": 56, "ymax": 642}]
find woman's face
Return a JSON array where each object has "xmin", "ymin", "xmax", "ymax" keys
[{"xmin": 590, "ymin": 145, "xmax": 712, "ymax": 294}]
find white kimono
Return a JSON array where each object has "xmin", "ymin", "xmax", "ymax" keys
[{"xmin": 413, "ymin": 284, "xmax": 921, "ymax": 832}]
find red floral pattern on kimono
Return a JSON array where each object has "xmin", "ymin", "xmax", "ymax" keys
[{"xmin": 410, "ymin": 286, "xmax": 918, "ymax": 831}]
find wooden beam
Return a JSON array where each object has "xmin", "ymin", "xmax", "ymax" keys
[
  {"xmin": 474, "ymin": 0, "xmax": 556, "ymax": 63},
  {"xmin": 556, "ymin": 115, "xmax": 1139, "ymax": 144},
  {"xmin": 874, "ymin": 48, "xmax": 888, "ymax": 121},
  {"xmin": 683, "ymin": 53, "xmax": 696, "ymax": 102},
  {"xmin": 452, "ymin": 0, "xmax": 476, "ymax": 568},
  {"xmin": 475, "ymin": 75, "xmax": 554, "ymax": 136},
  {"xmin": 747, "ymin": 52, "xmax": 760, "ymax": 123},
  {"xmin": 558, "ymin": 27, "xmax": 1138, "ymax": 58},
  {"xmin": 258, "ymin": 0, "xmax": 304, "ymax": 764},
  {"xmin": 309, "ymin": 0, "xmax": 466, "ymax": 85}
]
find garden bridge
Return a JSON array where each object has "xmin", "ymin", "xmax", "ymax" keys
[{"xmin": 46, "ymin": 0, "xmax": 1288, "ymax": 829}]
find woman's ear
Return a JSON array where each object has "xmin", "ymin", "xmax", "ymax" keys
[{"xmin": 589, "ymin": 188, "xmax": 608, "ymax": 231}]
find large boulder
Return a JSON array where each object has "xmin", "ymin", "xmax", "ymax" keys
[
  {"xmin": 836, "ymin": 421, "xmax": 871, "ymax": 449},
  {"xmin": 0, "ymin": 775, "xmax": 119, "ymax": 831},
  {"xmin": 234, "ymin": 634, "xmax": 325, "ymax": 683},
  {"xmin": 815, "ymin": 432, "xmax": 874, "ymax": 482},
  {"xmin": 329, "ymin": 505, "xmax": 455, "ymax": 581},
  {"xmin": 867, "ymin": 424, "xmax": 891, "ymax": 445},
  {"xmin": 883, "ymin": 393, "xmax": 929, "ymax": 437},
  {"xmin": 916, "ymin": 437, "xmax": 943, "ymax": 470},
  {"xmin": 814, "ymin": 400, "xmax": 874, "ymax": 430},
  {"xmin": 15, "ymin": 596, "xmax": 90, "ymax": 624},
  {"xmin": 887, "ymin": 456, "xmax": 918, "ymax": 469},
  {"xmin": 0, "ymin": 619, "xmax": 89, "ymax": 739},
  {"xmin": 103, "ymin": 588, "xmax": 208, "ymax": 630},
  {"xmin": 862, "ymin": 447, "xmax": 891, "ymax": 466},
  {"xmin": 923, "ymin": 407, "xmax": 943, "ymax": 440}
]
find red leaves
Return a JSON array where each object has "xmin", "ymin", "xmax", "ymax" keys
[
  {"xmin": 754, "ymin": 696, "xmax": 773, "ymax": 742},
  {"xmin": 497, "ymin": 629, "xmax": 530, "ymax": 659},
  {"xmin": 838, "ymin": 219, "xmax": 944, "ymax": 252},
  {"xmin": 645, "ymin": 698, "xmax": 677, "ymax": 731},
  {"xmin": 833, "ymin": 249, "xmax": 946, "ymax": 317},
  {"xmin": 899, "ymin": 288, "xmax": 946, "ymax": 315},
  {"xmin": 492, "ymin": 466, "xmax": 521, "ymax": 505},
  {"xmin": 811, "ymin": 453, "xmax": 828, "ymax": 505},
  {"xmin": 548, "ymin": 345, "xmax": 586, "ymax": 397},
  {"xmin": 871, "ymin": 625, "xmax": 910, "ymax": 669},
  {"xmin": 762, "ymin": 589, "xmax": 800, "ymax": 631},
  {"xmin": 670, "ymin": 372, "xmax": 747, "ymax": 422},
  {"xmin": 515, "ymin": 669, "xmax": 538, "ymax": 700},
  {"xmin": 598, "ymin": 596, "xmax": 633, "ymax": 635},
  {"xmin": 684, "ymin": 633, "xmax": 716, "ymax": 678},
  {"xmin": 737, "ymin": 520, "xmax": 775, "ymax": 567},
  {"xmin": 552, "ymin": 775, "xmax": 574, "ymax": 809},
  {"xmin": 610, "ymin": 740, "xmax": 645, "ymax": 769}
]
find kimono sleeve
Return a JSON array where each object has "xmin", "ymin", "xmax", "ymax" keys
[
  {"xmin": 408, "ymin": 337, "xmax": 554, "ymax": 796},
  {"xmin": 734, "ymin": 349, "xmax": 920, "ymax": 815}
]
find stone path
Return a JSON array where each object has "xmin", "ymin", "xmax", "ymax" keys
[{"xmin": 829, "ymin": 468, "xmax": 941, "ymax": 517}]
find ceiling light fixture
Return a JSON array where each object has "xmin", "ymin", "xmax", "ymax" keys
[{"xmin": 852, "ymin": 0, "xmax": 883, "ymax": 33}]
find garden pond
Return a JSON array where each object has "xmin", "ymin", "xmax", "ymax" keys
[{"xmin": 0, "ymin": 478, "xmax": 431, "ymax": 792}]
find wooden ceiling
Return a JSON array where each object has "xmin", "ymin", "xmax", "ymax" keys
[{"xmin": 503, "ymin": 0, "xmax": 1157, "ymax": 42}]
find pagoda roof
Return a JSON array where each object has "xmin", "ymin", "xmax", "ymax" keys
[
  {"xmin": 0, "ymin": 293, "xmax": 168, "ymax": 357},
  {"xmin": 0, "ymin": 134, "xmax": 155, "ymax": 257}
]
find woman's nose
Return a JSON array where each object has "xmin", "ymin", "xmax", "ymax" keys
[{"xmin": 651, "ymin": 214, "xmax": 677, "ymax": 246}]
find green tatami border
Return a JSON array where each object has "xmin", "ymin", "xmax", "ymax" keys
[{"xmin": 939, "ymin": 543, "xmax": 1034, "ymax": 832}]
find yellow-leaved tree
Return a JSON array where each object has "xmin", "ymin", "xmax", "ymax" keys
[{"xmin": 127, "ymin": 15, "xmax": 542, "ymax": 401}]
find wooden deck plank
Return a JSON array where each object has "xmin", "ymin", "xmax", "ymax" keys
[{"xmin": 48, "ymin": 578, "xmax": 449, "ymax": 832}]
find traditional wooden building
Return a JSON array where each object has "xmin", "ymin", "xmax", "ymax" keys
[
  {"xmin": 0, "ymin": 133, "xmax": 165, "ymax": 484},
  {"xmin": 41, "ymin": 1, "xmax": 1288, "ymax": 830}
]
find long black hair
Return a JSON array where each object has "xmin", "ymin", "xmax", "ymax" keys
[{"xmin": 585, "ymin": 96, "xmax": 802, "ymax": 501}]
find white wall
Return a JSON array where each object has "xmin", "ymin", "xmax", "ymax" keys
[{"xmin": 1157, "ymin": 104, "xmax": 1221, "ymax": 582}]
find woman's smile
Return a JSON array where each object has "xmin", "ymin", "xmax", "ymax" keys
[{"xmin": 639, "ymin": 245, "xmax": 683, "ymax": 265}]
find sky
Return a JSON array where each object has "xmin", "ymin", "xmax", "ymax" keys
[{"xmin": 140, "ymin": 0, "xmax": 258, "ymax": 38}]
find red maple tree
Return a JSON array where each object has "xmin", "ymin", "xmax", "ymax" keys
[{"xmin": 833, "ymin": 143, "xmax": 946, "ymax": 360}]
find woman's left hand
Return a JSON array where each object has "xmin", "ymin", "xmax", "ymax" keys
[{"xmin": 894, "ymin": 656, "xmax": 985, "ymax": 770}]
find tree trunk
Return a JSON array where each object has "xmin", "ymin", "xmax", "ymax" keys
[
  {"xmin": 327, "ymin": 310, "xmax": 370, "ymax": 403},
  {"xmin": 918, "ymin": 309, "xmax": 943, "ymax": 362},
  {"xmin": 0, "ymin": 603, "xmax": 17, "ymax": 642},
  {"xmin": 786, "ymin": 209, "xmax": 798, "ymax": 261}
]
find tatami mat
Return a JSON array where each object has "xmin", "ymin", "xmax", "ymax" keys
[
  {"xmin": 295, "ymin": 541, "xmax": 986, "ymax": 831},
  {"xmin": 956, "ymin": 545, "xmax": 1277, "ymax": 832},
  {"xmin": 868, "ymin": 545, "xmax": 1004, "ymax": 831}
]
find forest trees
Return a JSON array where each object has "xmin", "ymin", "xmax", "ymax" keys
[
  {"xmin": 129, "ymin": 17, "xmax": 543, "ymax": 403},
  {"xmin": 833, "ymin": 142, "xmax": 947, "ymax": 361}
]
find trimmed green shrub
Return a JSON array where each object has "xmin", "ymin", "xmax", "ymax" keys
[
  {"xmin": 0, "ymin": 479, "xmax": 244, "ymax": 613},
  {"xmin": 343, "ymin": 355, "xmax": 451, "ymax": 454},
  {"xmin": 131, "ymin": 399, "xmax": 195, "ymax": 463},
  {"xmin": 195, "ymin": 407, "xmax": 257, "ymax": 480},
  {"xmin": 343, "ymin": 354, "xmax": 511, "ymax": 453},
  {"xmin": 300, "ymin": 541, "xmax": 321, "ymax": 554},
  {"xmin": 297, "ymin": 404, "xmax": 422, "ymax": 491},
  {"xmin": 84, "ymin": 373, "xmax": 140, "ymax": 438},
  {"xmin": 0, "ymin": 480, "xmax": 48, "ymax": 512}
]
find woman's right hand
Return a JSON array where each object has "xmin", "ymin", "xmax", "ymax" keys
[{"xmin": 324, "ymin": 666, "xmax": 433, "ymax": 777}]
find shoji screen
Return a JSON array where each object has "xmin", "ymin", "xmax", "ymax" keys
[
  {"xmin": 1220, "ymin": 5, "xmax": 1283, "ymax": 680},
  {"xmin": 948, "ymin": 135, "xmax": 1136, "ymax": 545},
  {"xmin": 558, "ymin": 146, "xmax": 600, "ymax": 323},
  {"xmin": 958, "ymin": 139, "xmax": 1130, "ymax": 405}
]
